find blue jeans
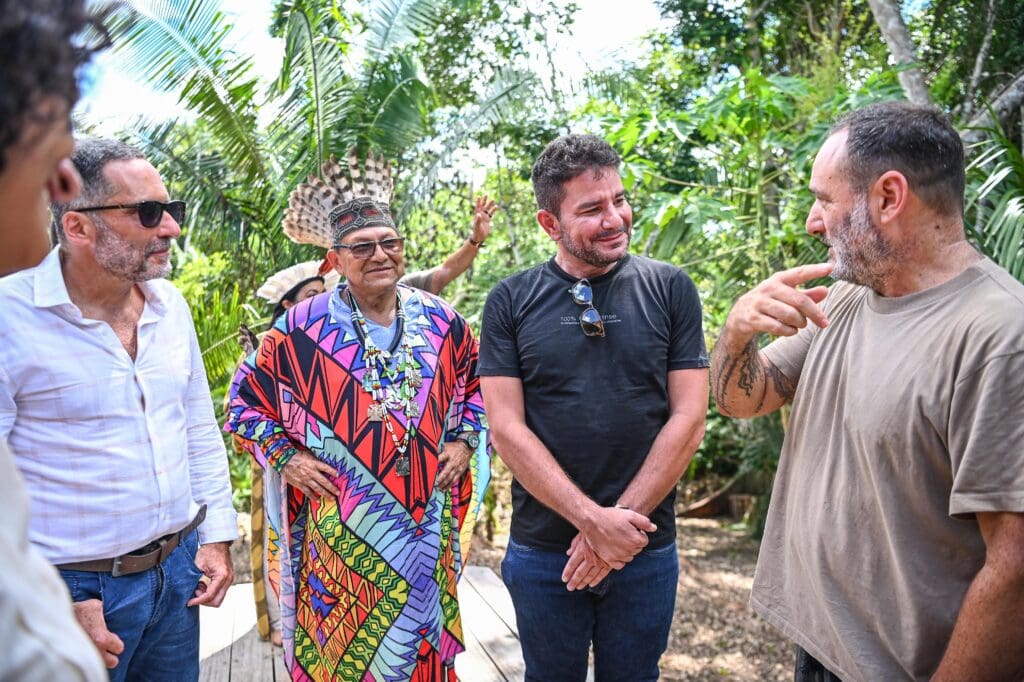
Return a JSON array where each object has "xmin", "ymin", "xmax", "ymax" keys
[
  {"xmin": 502, "ymin": 537, "xmax": 678, "ymax": 682},
  {"xmin": 59, "ymin": 531, "xmax": 204, "ymax": 682}
]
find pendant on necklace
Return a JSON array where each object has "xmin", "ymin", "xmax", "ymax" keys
[
  {"xmin": 407, "ymin": 367, "xmax": 422, "ymax": 388},
  {"xmin": 396, "ymin": 454, "xmax": 411, "ymax": 477},
  {"xmin": 368, "ymin": 403, "xmax": 385, "ymax": 422},
  {"xmin": 407, "ymin": 401, "xmax": 420, "ymax": 418}
]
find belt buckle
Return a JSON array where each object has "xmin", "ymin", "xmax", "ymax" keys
[
  {"xmin": 111, "ymin": 554, "xmax": 128, "ymax": 578},
  {"xmin": 158, "ymin": 534, "xmax": 175, "ymax": 563}
]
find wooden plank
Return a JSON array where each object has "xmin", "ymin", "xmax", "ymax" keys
[
  {"xmin": 200, "ymin": 583, "xmax": 279, "ymax": 681},
  {"xmin": 200, "ymin": 586, "xmax": 243, "ymax": 660},
  {"xmin": 199, "ymin": 646, "xmax": 231, "ymax": 682},
  {"xmin": 230, "ymin": 626, "xmax": 275, "ymax": 682},
  {"xmin": 461, "ymin": 566, "xmax": 594, "ymax": 681},
  {"xmin": 455, "ymin": 623, "xmax": 506, "ymax": 682},
  {"xmin": 458, "ymin": 576, "xmax": 525, "ymax": 680},
  {"xmin": 272, "ymin": 646, "xmax": 288, "ymax": 682},
  {"xmin": 462, "ymin": 566, "xmax": 518, "ymax": 635},
  {"xmin": 201, "ymin": 583, "xmax": 248, "ymax": 681}
]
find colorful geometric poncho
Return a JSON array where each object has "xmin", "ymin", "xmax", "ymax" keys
[{"xmin": 226, "ymin": 284, "xmax": 490, "ymax": 682}]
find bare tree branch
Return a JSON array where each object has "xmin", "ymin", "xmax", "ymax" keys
[
  {"xmin": 866, "ymin": 0, "xmax": 932, "ymax": 105},
  {"xmin": 959, "ymin": 0, "xmax": 998, "ymax": 120},
  {"xmin": 962, "ymin": 68, "xmax": 1024, "ymax": 148}
]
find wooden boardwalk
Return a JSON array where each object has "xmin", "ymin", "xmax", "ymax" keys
[{"xmin": 199, "ymin": 566, "xmax": 527, "ymax": 681}]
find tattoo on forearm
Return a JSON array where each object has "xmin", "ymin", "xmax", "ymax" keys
[
  {"xmin": 712, "ymin": 336, "xmax": 793, "ymax": 414},
  {"xmin": 738, "ymin": 341, "xmax": 760, "ymax": 398},
  {"xmin": 713, "ymin": 337, "xmax": 764, "ymax": 410},
  {"xmin": 764, "ymin": 361, "xmax": 796, "ymax": 402}
]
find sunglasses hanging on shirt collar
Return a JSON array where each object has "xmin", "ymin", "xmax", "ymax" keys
[{"xmin": 569, "ymin": 278, "xmax": 605, "ymax": 338}]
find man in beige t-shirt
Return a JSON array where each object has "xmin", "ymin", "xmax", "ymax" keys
[{"xmin": 712, "ymin": 101, "xmax": 1024, "ymax": 680}]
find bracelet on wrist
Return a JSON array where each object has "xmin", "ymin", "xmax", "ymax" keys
[
  {"xmin": 271, "ymin": 446, "xmax": 299, "ymax": 473},
  {"xmin": 467, "ymin": 237, "xmax": 484, "ymax": 247}
]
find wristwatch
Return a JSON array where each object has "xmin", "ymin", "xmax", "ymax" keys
[{"xmin": 455, "ymin": 431, "xmax": 480, "ymax": 449}]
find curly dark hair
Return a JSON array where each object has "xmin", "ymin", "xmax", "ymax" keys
[
  {"xmin": 531, "ymin": 134, "xmax": 622, "ymax": 217},
  {"xmin": 0, "ymin": 0, "xmax": 110, "ymax": 174}
]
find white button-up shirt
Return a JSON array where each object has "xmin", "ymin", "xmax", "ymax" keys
[
  {"xmin": 0, "ymin": 441, "xmax": 106, "ymax": 680},
  {"xmin": 0, "ymin": 248, "xmax": 237, "ymax": 564}
]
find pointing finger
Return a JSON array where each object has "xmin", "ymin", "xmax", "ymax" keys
[
  {"xmin": 776, "ymin": 262, "xmax": 833, "ymax": 287},
  {"xmin": 803, "ymin": 285, "xmax": 829, "ymax": 304}
]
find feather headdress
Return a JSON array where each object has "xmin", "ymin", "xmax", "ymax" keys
[
  {"xmin": 282, "ymin": 148, "xmax": 396, "ymax": 249},
  {"xmin": 255, "ymin": 260, "xmax": 340, "ymax": 304}
]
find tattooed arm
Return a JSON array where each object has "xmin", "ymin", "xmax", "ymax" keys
[
  {"xmin": 712, "ymin": 329, "xmax": 796, "ymax": 418},
  {"xmin": 712, "ymin": 263, "xmax": 833, "ymax": 418}
]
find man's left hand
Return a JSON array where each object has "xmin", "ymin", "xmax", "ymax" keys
[
  {"xmin": 188, "ymin": 541, "xmax": 233, "ymax": 607},
  {"xmin": 562, "ymin": 532, "xmax": 612, "ymax": 591},
  {"xmin": 436, "ymin": 440, "xmax": 473, "ymax": 491}
]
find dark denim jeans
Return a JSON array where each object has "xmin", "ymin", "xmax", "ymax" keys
[
  {"xmin": 58, "ymin": 530, "xmax": 204, "ymax": 682},
  {"xmin": 502, "ymin": 536, "xmax": 678, "ymax": 682}
]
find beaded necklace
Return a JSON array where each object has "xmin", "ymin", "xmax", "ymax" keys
[{"xmin": 347, "ymin": 289, "xmax": 423, "ymax": 476}]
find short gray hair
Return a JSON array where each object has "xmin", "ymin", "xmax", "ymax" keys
[
  {"xmin": 831, "ymin": 101, "xmax": 965, "ymax": 217},
  {"xmin": 51, "ymin": 137, "xmax": 144, "ymax": 242}
]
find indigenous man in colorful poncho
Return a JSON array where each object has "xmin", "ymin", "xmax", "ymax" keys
[{"xmin": 226, "ymin": 152, "xmax": 489, "ymax": 681}]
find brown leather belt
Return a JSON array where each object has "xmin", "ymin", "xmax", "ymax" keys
[{"xmin": 57, "ymin": 504, "xmax": 207, "ymax": 577}]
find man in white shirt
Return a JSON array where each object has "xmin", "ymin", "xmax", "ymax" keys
[
  {"xmin": 0, "ymin": 2, "xmax": 111, "ymax": 680},
  {"xmin": 0, "ymin": 137, "xmax": 237, "ymax": 682}
]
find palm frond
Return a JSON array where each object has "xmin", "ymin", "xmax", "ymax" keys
[
  {"xmin": 966, "ymin": 120, "xmax": 1024, "ymax": 281},
  {"xmin": 396, "ymin": 68, "xmax": 538, "ymax": 221},
  {"xmin": 365, "ymin": 0, "xmax": 444, "ymax": 55},
  {"xmin": 107, "ymin": 0, "xmax": 267, "ymax": 182}
]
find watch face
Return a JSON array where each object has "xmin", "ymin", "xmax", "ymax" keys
[{"xmin": 460, "ymin": 433, "xmax": 480, "ymax": 449}]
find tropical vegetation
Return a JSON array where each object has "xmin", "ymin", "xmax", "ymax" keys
[{"xmin": 92, "ymin": 0, "xmax": 1024, "ymax": 525}]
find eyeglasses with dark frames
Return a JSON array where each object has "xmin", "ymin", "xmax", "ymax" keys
[
  {"xmin": 332, "ymin": 237, "xmax": 405, "ymax": 260},
  {"xmin": 569, "ymin": 278, "xmax": 605, "ymax": 337},
  {"xmin": 75, "ymin": 200, "xmax": 186, "ymax": 228}
]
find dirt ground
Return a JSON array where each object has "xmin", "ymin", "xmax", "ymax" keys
[
  {"xmin": 234, "ymin": 461, "xmax": 792, "ymax": 681},
  {"xmin": 471, "ymin": 460, "xmax": 791, "ymax": 681},
  {"xmin": 472, "ymin": 517, "xmax": 790, "ymax": 681}
]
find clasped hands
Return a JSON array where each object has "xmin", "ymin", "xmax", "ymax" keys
[{"xmin": 561, "ymin": 505, "xmax": 657, "ymax": 591}]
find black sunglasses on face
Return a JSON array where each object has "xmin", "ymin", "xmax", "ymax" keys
[
  {"xmin": 569, "ymin": 278, "xmax": 605, "ymax": 337},
  {"xmin": 332, "ymin": 237, "xmax": 405, "ymax": 260},
  {"xmin": 76, "ymin": 200, "xmax": 186, "ymax": 228}
]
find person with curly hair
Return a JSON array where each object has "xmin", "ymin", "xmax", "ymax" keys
[{"xmin": 0, "ymin": 1, "xmax": 112, "ymax": 679}]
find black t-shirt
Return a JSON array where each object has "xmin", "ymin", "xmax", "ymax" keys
[{"xmin": 479, "ymin": 254, "xmax": 709, "ymax": 551}]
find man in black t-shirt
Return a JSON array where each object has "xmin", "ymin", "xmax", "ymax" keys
[{"xmin": 478, "ymin": 134, "xmax": 709, "ymax": 681}]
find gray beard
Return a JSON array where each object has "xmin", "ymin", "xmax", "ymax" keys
[
  {"xmin": 94, "ymin": 223, "xmax": 172, "ymax": 282},
  {"xmin": 829, "ymin": 202, "xmax": 895, "ymax": 289}
]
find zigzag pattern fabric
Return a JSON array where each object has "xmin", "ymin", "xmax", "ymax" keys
[{"xmin": 227, "ymin": 285, "xmax": 490, "ymax": 682}]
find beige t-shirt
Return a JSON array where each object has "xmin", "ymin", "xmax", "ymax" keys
[
  {"xmin": 754, "ymin": 257, "xmax": 1024, "ymax": 681},
  {"xmin": 0, "ymin": 441, "xmax": 106, "ymax": 680}
]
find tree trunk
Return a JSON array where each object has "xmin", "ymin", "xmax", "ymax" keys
[
  {"xmin": 959, "ymin": 0, "xmax": 998, "ymax": 120},
  {"xmin": 866, "ymin": 0, "xmax": 932, "ymax": 105},
  {"xmin": 962, "ymin": 68, "xmax": 1024, "ymax": 148}
]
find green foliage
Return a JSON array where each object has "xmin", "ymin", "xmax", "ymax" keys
[
  {"xmin": 966, "ymin": 118, "xmax": 1024, "ymax": 279},
  {"xmin": 911, "ymin": 0, "xmax": 1024, "ymax": 115},
  {"xmin": 105, "ymin": 0, "xmax": 1024, "ymax": 529},
  {"xmin": 689, "ymin": 404, "xmax": 784, "ymax": 480},
  {"xmin": 172, "ymin": 246, "xmax": 261, "ymax": 509}
]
